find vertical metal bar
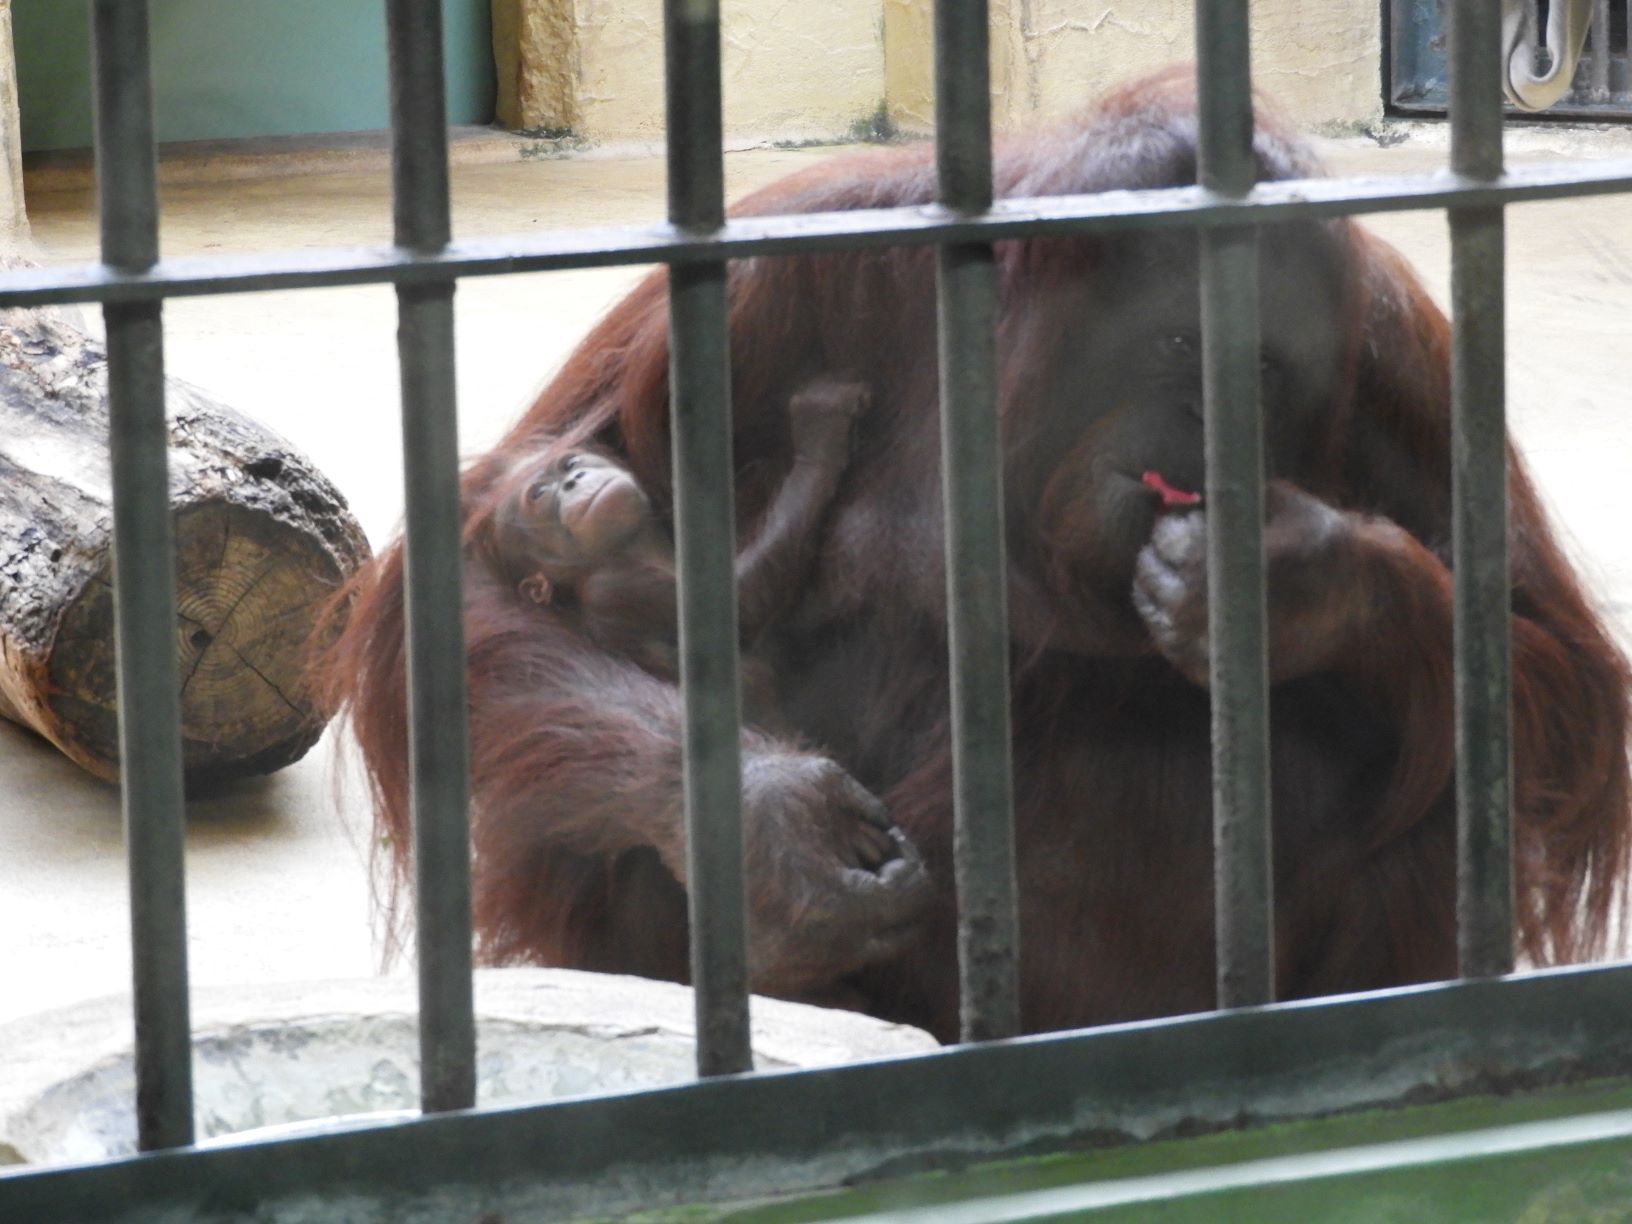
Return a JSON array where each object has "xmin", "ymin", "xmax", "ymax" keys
[
  {"xmin": 664, "ymin": 0, "xmax": 752, "ymax": 1078},
  {"xmin": 1449, "ymin": 0, "xmax": 1515, "ymax": 979},
  {"xmin": 1195, "ymin": 0, "xmax": 1274, "ymax": 1009},
  {"xmin": 1592, "ymin": 0, "xmax": 1612, "ymax": 95},
  {"xmin": 933, "ymin": 0, "xmax": 1020, "ymax": 1044},
  {"xmin": 89, "ymin": 0, "xmax": 194, "ymax": 1153},
  {"xmin": 385, "ymin": 0, "xmax": 476, "ymax": 1113}
]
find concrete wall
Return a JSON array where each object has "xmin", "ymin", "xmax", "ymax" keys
[
  {"xmin": 0, "ymin": 1, "xmax": 24, "ymax": 242},
  {"xmin": 15, "ymin": 0, "xmax": 495, "ymax": 153},
  {"xmin": 496, "ymin": 0, "xmax": 888, "ymax": 144},
  {"xmin": 886, "ymin": 0, "xmax": 1383, "ymax": 133},
  {"xmin": 499, "ymin": 0, "xmax": 1382, "ymax": 144}
]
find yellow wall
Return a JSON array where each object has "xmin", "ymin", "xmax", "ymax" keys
[
  {"xmin": 497, "ymin": 0, "xmax": 887, "ymax": 143},
  {"xmin": 884, "ymin": 0, "xmax": 1381, "ymax": 133},
  {"xmin": 496, "ymin": 0, "xmax": 1384, "ymax": 144}
]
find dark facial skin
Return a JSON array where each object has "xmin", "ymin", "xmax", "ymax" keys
[
  {"xmin": 491, "ymin": 449, "xmax": 668, "ymax": 600},
  {"xmin": 1030, "ymin": 227, "xmax": 1348, "ymax": 651}
]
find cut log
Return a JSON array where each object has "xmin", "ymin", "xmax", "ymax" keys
[{"xmin": 0, "ymin": 300, "xmax": 370, "ymax": 785}]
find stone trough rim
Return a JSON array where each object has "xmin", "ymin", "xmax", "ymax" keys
[{"xmin": 0, "ymin": 966, "xmax": 940, "ymax": 1167}]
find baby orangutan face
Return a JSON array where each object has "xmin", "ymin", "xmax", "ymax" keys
[{"xmin": 492, "ymin": 449, "xmax": 656, "ymax": 599}]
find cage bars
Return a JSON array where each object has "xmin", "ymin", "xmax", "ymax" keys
[
  {"xmin": 663, "ymin": 0, "xmax": 754, "ymax": 1077},
  {"xmin": 3, "ymin": 161, "xmax": 1628, "ymax": 309},
  {"xmin": 1592, "ymin": 0, "xmax": 1613, "ymax": 95},
  {"xmin": 1195, "ymin": 0, "xmax": 1276, "ymax": 1008},
  {"xmin": 90, "ymin": 0, "xmax": 195, "ymax": 1154},
  {"xmin": 932, "ymin": 0, "xmax": 1022, "ymax": 1044},
  {"xmin": 8, "ymin": 961, "xmax": 1632, "ymax": 1222},
  {"xmin": 12, "ymin": 0, "xmax": 1628, "ymax": 1213},
  {"xmin": 1449, "ymin": 0, "xmax": 1517, "ymax": 979},
  {"xmin": 384, "ymin": 0, "xmax": 477, "ymax": 1111}
]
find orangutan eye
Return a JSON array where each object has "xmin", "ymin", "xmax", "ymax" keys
[
  {"xmin": 526, "ymin": 479, "xmax": 550, "ymax": 503},
  {"xmin": 1161, "ymin": 332, "xmax": 1198, "ymax": 357},
  {"xmin": 559, "ymin": 454, "xmax": 581, "ymax": 473}
]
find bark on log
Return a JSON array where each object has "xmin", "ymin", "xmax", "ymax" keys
[{"xmin": 0, "ymin": 301, "xmax": 370, "ymax": 785}]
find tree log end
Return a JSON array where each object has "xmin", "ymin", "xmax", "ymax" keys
[{"xmin": 44, "ymin": 502, "xmax": 361, "ymax": 785}]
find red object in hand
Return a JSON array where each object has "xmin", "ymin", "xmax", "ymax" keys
[{"xmin": 1141, "ymin": 470, "xmax": 1203, "ymax": 508}]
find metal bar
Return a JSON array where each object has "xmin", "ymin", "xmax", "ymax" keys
[
  {"xmin": 664, "ymin": 0, "xmax": 751, "ymax": 1078},
  {"xmin": 9, "ymin": 961, "xmax": 1632, "ymax": 1223},
  {"xmin": 1593, "ymin": 0, "xmax": 1612, "ymax": 95},
  {"xmin": 1195, "ymin": 0, "xmax": 1273, "ymax": 1008},
  {"xmin": 1449, "ymin": 0, "xmax": 1515, "ymax": 979},
  {"xmin": 933, "ymin": 0, "xmax": 1020, "ymax": 1045},
  {"xmin": 385, "ymin": 0, "xmax": 476, "ymax": 1113},
  {"xmin": 3, "ymin": 163, "xmax": 1632, "ymax": 309},
  {"xmin": 89, "ymin": 0, "xmax": 194, "ymax": 1154}
]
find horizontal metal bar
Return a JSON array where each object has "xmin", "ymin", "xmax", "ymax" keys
[
  {"xmin": 5, "ymin": 162, "xmax": 1630, "ymax": 309},
  {"xmin": 6, "ymin": 961, "xmax": 1632, "ymax": 1222}
]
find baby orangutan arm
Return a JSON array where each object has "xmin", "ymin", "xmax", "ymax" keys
[{"xmin": 736, "ymin": 376, "xmax": 868, "ymax": 636}]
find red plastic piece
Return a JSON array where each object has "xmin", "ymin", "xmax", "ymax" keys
[{"xmin": 1141, "ymin": 470, "xmax": 1203, "ymax": 508}]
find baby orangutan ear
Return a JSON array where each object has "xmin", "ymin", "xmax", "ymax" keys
[{"xmin": 519, "ymin": 574, "xmax": 554, "ymax": 605}]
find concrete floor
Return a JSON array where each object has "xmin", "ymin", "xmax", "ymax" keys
[{"xmin": 4, "ymin": 124, "xmax": 1632, "ymax": 1027}]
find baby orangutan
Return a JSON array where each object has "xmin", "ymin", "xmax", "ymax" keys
[
  {"xmin": 476, "ymin": 377, "xmax": 924, "ymax": 1004},
  {"xmin": 488, "ymin": 375, "xmax": 870, "ymax": 694}
]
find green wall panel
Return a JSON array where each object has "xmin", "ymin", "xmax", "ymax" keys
[{"xmin": 16, "ymin": 0, "xmax": 495, "ymax": 153}]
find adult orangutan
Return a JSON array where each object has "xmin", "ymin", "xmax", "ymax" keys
[{"xmin": 321, "ymin": 69, "xmax": 1631, "ymax": 1042}]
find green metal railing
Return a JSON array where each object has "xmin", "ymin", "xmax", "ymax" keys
[{"xmin": 2, "ymin": 0, "xmax": 1631, "ymax": 1219}]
